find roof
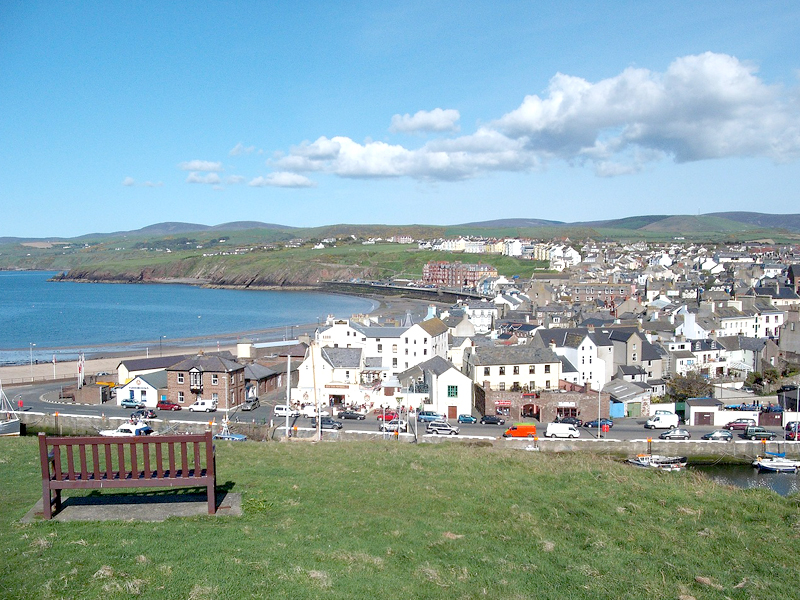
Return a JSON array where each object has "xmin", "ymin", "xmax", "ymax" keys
[
  {"xmin": 319, "ymin": 347, "xmax": 362, "ymax": 369},
  {"xmin": 685, "ymin": 397, "xmax": 723, "ymax": 407},
  {"xmin": 118, "ymin": 354, "xmax": 190, "ymax": 372},
  {"xmin": 245, "ymin": 363, "xmax": 277, "ymax": 380},
  {"xmin": 468, "ymin": 345, "xmax": 561, "ymax": 366},
  {"xmin": 417, "ymin": 317, "xmax": 449, "ymax": 337},
  {"xmin": 133, "ymin": 370, "xmax": 167, "ymax": 389},
  {"xmin": 166, "ymin": 354, "xmax": 244, "ymax": 373},
  {"xmin": 558, "ymin": 356, "xmax": 579, "ymax": 374},
  {"xmin": 415, "ymin": 355, "xmax": 458, "ymax": 377}
]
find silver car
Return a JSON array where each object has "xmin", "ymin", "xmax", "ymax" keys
[{"xmin": 426, "ymin": 421, "xmax": 459, "ymax": 435}]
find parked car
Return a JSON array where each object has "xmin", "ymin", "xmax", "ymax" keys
[
  {"xmin": 241, "ymin": 398, "xmax": 260, "ymax": 411},
  {"xmin": 701, "ymin": 429, "xmax": 733, "ymax": 441},
  {"xmin": 131, "ymin": 409, "xmax": 157, "ymax": 420},
  {"xmin": 338, "ymin": 410, "xmax": 366, "ymax": 420},
  {"xmin": 188, "ymin": 399, "xmax": 217, "ymax": 412},
  {"xmin": 786, "ymin": 429, "xmax": 800, "ymax": 441},
  {"xmin": 380, "ymin": 419, "xmax": 408, "ymax": 433},
  {"xmin": 584, "ymin": 419, "xmax": 613, "ymax": 428},
  {"xmin": 785, "ymin": 421, "xmax": 800, "ymax": 432},
  {"xmin": 743, "ymin": 426, "xmax": 777, "ymax": 441},
  {"xmin": 480, "ymin": 414, "xmax": 506, "ymax": 425},
  {"xmin": 555, "ymin": 416, "xmax": 583, "ymax": 427},
  {"xmin": 457, "ymin": 414, "xmax": 477, "ymax": 424},
  {"xmin": 376, "ymin": 411, "xmax": 398, "ymax": 422},
  {"xmin": 723, "ymin": 418, "xmax": 756, "ymax": 430},
  {"xmin": 274, "ymin": 405, "xmax": 300, "ymax": 418},
  {"xmin": 156, "ymin": 400, "xmax": 181, "ymax": 411},
  {"xmin": 426, "ymin": 421, "xmax": 459, "ymax": 435},
  {"xmin": 417, "ymin": 411, "xmax": 445, "ymax": 423},
  {"xmin": 659, "ymin": 428, "xmax": 691, "ymax": 440},
  {"xmin": 314, "ymin": 417, "xmax": 343, "ymax": 430},
  {"xmin": 120, "ymin": 398, "xmax": 145, "ymax": 409}
]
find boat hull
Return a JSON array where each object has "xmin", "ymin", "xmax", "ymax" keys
[
  {"xmin": 627, "ymin": 454, "xmax": 687, "ymax": 471},
  {"xmin": 0, "ymin": 418, "xmax": 21, "ymax": 437}
]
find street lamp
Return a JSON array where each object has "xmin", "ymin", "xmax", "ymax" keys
[
  {"xmin": 160, "ymin": 336, "xmax": 166, "ymax": 357},
  {"xmin": 29, "ymin": 342, "xmax": 36, "ymax": 380}
]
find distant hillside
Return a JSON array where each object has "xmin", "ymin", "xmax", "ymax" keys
[
  {"xmin": 75, "ymin": 221, "xmax": 294, "ymax": 239},
  {"xmin": 571, "ymin": 215, "xmax": 670, "ymax": 230},
  {"xmin": 457, "ymin": 218, "xmax": 564, "ymax": 228},
  {"xmin": 704, "ymin": 212, "xmax": 800, "ymax": 231}
]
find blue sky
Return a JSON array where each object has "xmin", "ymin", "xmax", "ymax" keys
[{"xmin": 1, "ymin": 1, "xmax": 799, "ymax": 238}]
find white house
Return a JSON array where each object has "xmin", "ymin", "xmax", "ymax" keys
[
  {"xmin": 398, "ymin": 356, "xmax": 474, "ymax": 419},
  {"xmin": 118, "ymin": 370, "xmax": 167, "ymax": 408}
]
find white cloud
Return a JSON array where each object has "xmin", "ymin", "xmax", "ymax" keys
[
  {"xmin": 225, "ymin": 175, "xmax": 246, "ymax": 184},
  {"xmin": 390, "ymin": 108, "xmax": 461, "ymax": 133},
  {"xmin": 248, "ymin": 172, "xmax": 316, "ymax": 188},
  {"xmin": 143, "ymin": 181, "xmax": 164, "ymax": 187},
  {"xmin": 186, "ymin": 172, "xmax": 222, "ymax": 184},
  {"xmin": 178, "ymin": 160, "xmax": 223, "ymax": 172},
  {"xmin": 268, "ymin": 52, "xmax": 800, "ymax": 182},
  {"xmin": 122, "ymin": 176, "xmax": 135, "ymax": 186},
  {"xmin": 229, "ymin": 143, "xmax": 255, "ymax": 156}
]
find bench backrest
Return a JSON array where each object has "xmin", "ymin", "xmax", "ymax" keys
[{"xmin": 38, "ymin": 431, "xmax": 215, "ymax": 483}]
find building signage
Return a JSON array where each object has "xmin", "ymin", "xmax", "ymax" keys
[
  {"xmin": 325, "ymin": 384, "xmax": 349, "ymax": 389},
  {"xmin": 558, "ymin": 401, "xmax": 576, "ymax": 407}
]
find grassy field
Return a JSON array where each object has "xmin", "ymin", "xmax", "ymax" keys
[{"xmin": 2, "ymin": 437, "xmax": 800, "ymax": 599}]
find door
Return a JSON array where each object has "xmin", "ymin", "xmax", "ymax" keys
[
  {"xmin": 448, "ymin": 406, "xmax": 457, "ymax": 419},
  {"xmin": 695, "ymin": 412, "xmax": 712, "ymax": 426}
]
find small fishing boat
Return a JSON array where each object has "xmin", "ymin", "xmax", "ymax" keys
[
  {"xmin": 627, "ymin": 453, "xmax": 688, "ymax": 471},
  {"xmin": 0, "ymin": 381, "xmax": 21, "ymax": 437},
  {"xmin": 99, "ymin": 421, "xmax": 155, "ymax": 437},
  {"xmin": 752, "ymin": 453, "xmax": 800, "ymax": 473},
  {"xmin": 212, "ymin": 419, "xmax": 247, "ymax": 442}
]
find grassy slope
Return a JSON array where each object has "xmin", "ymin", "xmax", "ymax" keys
[{"xmin": 2, "ymin": 437, "xmax": 799, "ymax": 600}]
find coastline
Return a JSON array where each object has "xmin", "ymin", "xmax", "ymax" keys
[{"xmin": 0, "ymin": 292, "xmax": 444, "ymax": 385}]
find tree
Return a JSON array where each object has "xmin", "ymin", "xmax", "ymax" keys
[{"xmin": 667, "ymin": 371, "xmax": 712, "ymax": 402}]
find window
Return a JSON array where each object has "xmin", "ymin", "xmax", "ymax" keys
[
  {"xmin": 177, "ymin": 373, "xmax": 184, "ymax": 384},
  {"xmin": 405, "ymin": 349, "xmax": 408, "ymax": 355},
  {"xmin": 513, "ymin": 366, "xmax": 519, "ymax": 375},
  {"xmin": 545, "ymin": 380, "xmax": 551, "ymax": 389},
  {"xmin": 405, "ymin": 337, "xmax": 409, "ymax": 343},
  {"xmin": 392, "ymin": 344, "xmax": 398, "ymax": 353},
  {"xmin": 392, "ymin": 358, "xmax": 397, "ymax": 368},
  {"xmin": 529, "ymin": 365, "xmax": 535, "ymax": 374},
  {"xmin": 178, "ymin": 391, "xmax": 184, "ymax": 403},
  {"xmin": 378, "ymin": 344, "xmax": 383, "ymax": 352},
  {"xmin": 499, "ymin": 382, "xmax": 505, "ymax": 391},
  {"xmin": 544, "ymin": 365, "xmax": 550, "ymax": 373},
  {"xmin": 499, "ymin": 367, "xmax": 506, "ymax": 375},
  {"xmin": 632, "ymin": 353, "xmax": 637, "ymax": 361},
  {"xmin": 484, "ymin": 367, "xmax": 490, "ymax": 376},
  {"xmin": 423, "ymin": 349, "xmax": 427, "ymax": 356},
  {"xmin": 212, "ymin": 393, "xmax": 218, "ymax": 402},
  {"xmin": 447, "ymin": 385, "xmax": 458, "ymax": 398},
  {"xmin": 190, "ymin": 371, "xmax": 202, "ymax": 387},
  {"xmin": 212, "ymin": 374, "xmax": 218, "ymax": 385}
]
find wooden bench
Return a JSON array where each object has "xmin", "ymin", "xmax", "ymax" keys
[{"xmin": 38, "ymin": 431, "xmax": 216, "ymax": 519}]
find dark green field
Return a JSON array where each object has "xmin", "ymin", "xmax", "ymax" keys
[{"xmin": 2, "ymin": 437, "xmax": 799, "ymax": 599}]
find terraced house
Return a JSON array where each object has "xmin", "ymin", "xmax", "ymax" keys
[
  {"xmin": 462, "ymin": 345, "xmax": 562, "ymax": 392},
  {"xmin": 166, "ymin": 353, "xmax": 246, "ymax": 410}
]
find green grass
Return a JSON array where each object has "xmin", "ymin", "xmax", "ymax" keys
[{"xmin": 3, "ymin": 437, "xmax": 800, "ymax": 599}]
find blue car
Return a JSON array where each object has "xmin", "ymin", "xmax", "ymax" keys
[
  {"xmin": 121, "ymin": 398, "xmax": 144, "ymax": 409},
  {"xmin": 417, "ymin": 411, "xmax": 445, "ymax": 422},
  {"xmin": 457, "ymin": 414, "xmax": 477, "ymax": 424},
  {"xmin": 583, "ymin": 418, "xmax": 613, "ymax": 428}
]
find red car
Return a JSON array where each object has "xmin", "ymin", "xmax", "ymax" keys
[
  {"xmin": 723, "ymin": 418, "xmax": 756, "ymax": 430},
  {"xmin": 156, "ymin": 400, "xmax": 182, "ymax": 411},
  {"xmin": 375, "ymin": 411, "xmax": 398, "ymax": 421}
]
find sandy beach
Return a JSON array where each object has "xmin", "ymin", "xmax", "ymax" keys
[{"xmin": 0, "ymin": 295, "xmax": 442, "ymax": 386}]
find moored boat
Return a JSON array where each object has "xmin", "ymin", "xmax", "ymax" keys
[
  {"xmin": 752, "ymin": 453, "xmax": 800, "ymax": 473},
  {"xmin": 99, "ymin": 421, "xmax": 155, "ymax": 437},
  {"xmin": 627, "ymin": 453, "xmax": 688, "ymax": 471}
]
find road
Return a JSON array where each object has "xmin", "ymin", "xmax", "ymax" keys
[{"xmin": 11, "ymin": 382, "xmax": 790, "ymax": 442}]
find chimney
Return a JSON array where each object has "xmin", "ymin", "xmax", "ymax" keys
[
  {"xmin": 549, "ymin": 339, "xmax": 556, "ymax": 351},
  {"xmin": 587, "ymin": 324, "xmax": 595, "ymax": 333}
]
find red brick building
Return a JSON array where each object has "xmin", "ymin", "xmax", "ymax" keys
[
  {"xmin": 422, "ymin": 261, "xmax": 498, "ymax": 288},
  {"xmin": 166, "ymin": 353, "xmax": 246, "ymax": 411}
]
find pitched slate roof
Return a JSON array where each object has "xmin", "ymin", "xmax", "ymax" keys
[
  {"xmin": 118, "ymin": 355, "xmax": 190, "ymax": 371},
  {"xmin": 167, "ymin": 354, "xmax": 244, "ymax": 373},
  {"xmin": 417, "ymin": 317, "xmax": 449, "ymax": 337},
  {"xmin": 319, "ymin": 347, "xmax": 362, "ymax": 369},
  {"xmin": 245, "ymin": 363, "xmax": 277, "ymax": 381},
  {"xmin": 138, "ymin": 370, "xmax": 168, "ymax": 389},
  {"xmin": 468, "ymin": 345, "xmax": 561, "ymax": 366}
]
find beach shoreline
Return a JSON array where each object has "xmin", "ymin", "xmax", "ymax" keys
[{"xmin": 0, "ymin": 294, "xmax": 443, "ymax": 385}]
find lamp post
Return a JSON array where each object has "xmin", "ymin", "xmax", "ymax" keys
[
  {"xmin": 29, "ymin": 342, "xmax": 36, "ymax": 380},
  {"xmin": 160, "ymin": 336, "xmax": 166, "ymax": 357}
]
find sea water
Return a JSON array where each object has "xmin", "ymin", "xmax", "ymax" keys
[{"xmin": 0, "ymin": 271, "xmax": 376, "ymax": 364}]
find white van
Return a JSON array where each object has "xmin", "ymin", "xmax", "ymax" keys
[
  {"xmin": 188, "ymin": 399, "xmax": 217, "ymax": 412},
  {"xmin": 545, "ymin": 422, "xmax": 580, "ymax": 438},
  {"xmin": 645, "ymin": 413, "xmax": 680, "ymax": 429},
  {"xmin": 274, "ymin": 404, "xmax": 300, "ymax": 418},
  {"xmin": 301, "ymin": 405, "xmax": 330, "ymax": 419}
]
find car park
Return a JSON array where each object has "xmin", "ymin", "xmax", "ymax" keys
[
  {"xmin": 380, "ymin": 419, "xmax": 408, "ymax": 433},
  {"xmin": 338, "ymin": 410, "xmax": 366, "ymax": 420},
  {"xmin": 457, "ymin": 414, "xmax": 477, "ymax": 424},
  {"xmin": 723, "ymin": 418, "xmax": 756, "ymax": 430},
  {"xmin": 584, "ymin": 419, "xmax": 613, "ymax": 428},
  {"xmin": 480, "ymin": 414, "xmax": 505, "ymax": 425},
  {"xmin": 241, "ymin": 398, "xmax": 260, "ymax": 411},
  {"xmin": 426, "ymin": 421, "xmax": 459, "ymax": 435},
  {"xmin": 120, "ymin": 398, "xmax": 145, "ymax": 409},
  {"xmin": 659, "ymin": 428, "xmax": 691, "ymax": 440},
  {"xmin": 743, "ymin": 426, "xmax": 777, "ymax": 440},
  {"xmin": 156, "ymin": 400, "xmax": 181, "ymax": 411},
  {"xmin": 418, "ymin": 411, "xmax": 445, "ymax": 423},
  {"xmin": 701, "ymin": 429, "xmax": 733, "ymax": 441}
]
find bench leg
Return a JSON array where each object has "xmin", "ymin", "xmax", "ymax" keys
[
  {"xmin": 207, "ymin": 480, "xmax": 216, "ymax": 514},
  {"xmin": 41, "ymin": 482, "xmax": 52, "ymax": 520}
]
